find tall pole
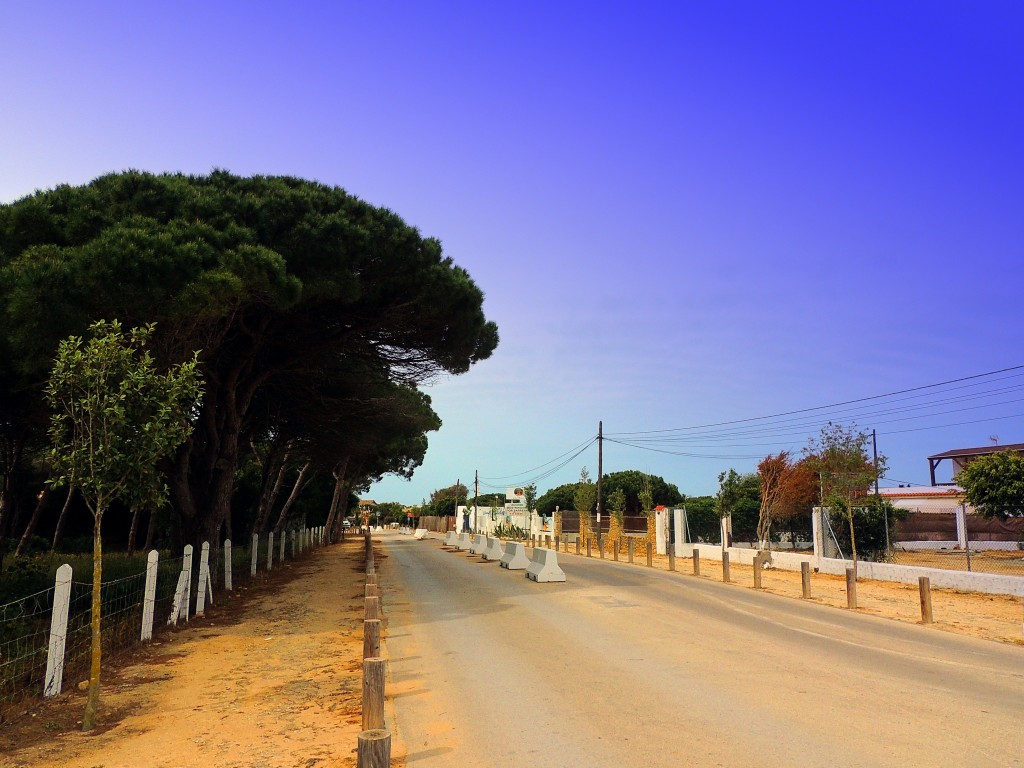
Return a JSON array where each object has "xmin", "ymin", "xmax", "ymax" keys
[
  {"xmin": 597, "ymin": 421, "xmax": 603, "ymax": 545},
  {"xmin": 474, "ymin": 470, "xmax": 479, "ymax": 534},
  {"xmin": 873, "ymin": 429, "xmax": 889, "ymax": 554}
]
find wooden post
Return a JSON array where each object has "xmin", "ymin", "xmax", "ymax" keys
[
  {"xmin": 919, "ymin": 577, "xmax": 933, "ymax": 624},
  {"xmin": 693, "ymin": 550, "xmax": 700, "ymax": 576},
  {"xmin": 365, "ymin": 596, "xmax": 380, "ymax": 621},
  {"xmin": 366, "ymin": 584, "xmax": 379, "ymax": 599},
  {"xmin": 646, "ymin": 542, "xmax": 653, "ymax": 567},
  {"xmin": 43, "ymin": 563, "xmax": 73, "ymax": 697},
  {"xmin": 800, "ymin": 561, "xmax": 811, "ymax": 598},
  {"xmin": 251, "ymin": 533, "xmax": 258, "ymax": 577},
  {"xmin": 363, "ymin": 618, "xmax": 381, "ymax": 659},
  {"xmin": 722, "ymin": 552, "xmax": 730, "ymax": 583},
  {"xmin": 599, "ymin": 538, "xmax": 605, "ymax": 559},
  {"xmin": 362, "ymin": 657, "xmax": 386, "ymax": 730},
  {"xmin": 575, "ymin": 536, "xmax": 580, "ymax": 555},
  {"xmin": 279, "ymin": 530, "xmax": 286, "ymax": 562},
  {"xmin": 141, "ymin": 550, "xmax": 158, "ymax": 642},
  {"xmin": 628, "ymin": 538, "xmax": 634, "ymax": 564},
  {"xmin": 586, "ymin": 538, "xmax": 592, "ymax": 558},
  {"xmin": 668, "ymin": 543, "xmax": 675, "ymax": 572},
  {"xmin": 753, "ymin": 554, "xmax": 762, "ymax": 589},
  {"xmin": 846, "ymin": 568, "xmax": 858, "ymax": 609},
  {"xmin": 366, "ymin": 573, "xmax": 378, "ymax": 586},
  {"xmin": 554, "ymin": 535, "xmax": 559, "ymax": 551},
  {"xmin": 357, "ymin": 729, "xmax": 391, "ymax": 768},
  {"xmin": 224, "ymin": 539, "xmax": 233, "ymax": 591},
  {"xmin": 613, "ymin": 540, "xmax": 619, "ymax": 562},
  {"xmin": 267, "ymin": 532, "xmax": 274, "ymax": 571}
]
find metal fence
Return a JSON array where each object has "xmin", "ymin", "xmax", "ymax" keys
[{"xmin": 890, "ymin": 508, "xmax": 1024, "ymax": 576}]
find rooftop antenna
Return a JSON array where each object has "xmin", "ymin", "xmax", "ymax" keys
[{"xmin": 989, "ymin": 435, "xmax": 999, "ymax": 446}]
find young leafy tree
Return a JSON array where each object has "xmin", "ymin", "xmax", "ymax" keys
[
  {"xmin": 956, "ymin": 450, "xmax": 1024, "ymax": 518},
  {"xmin": 607, "ymin": 487, "xmax": 626, "ymax": 550},
  {"xmin": 804, "ymin": 422, "xmax": 886, "ymax": 574},
  {"xmin": 574, "ymin": 467, "xmax": 596, "ymax": 545},
  {"xmin": 639, "ymin": 473, "xmax": 655, "ymax": 544},
  {"xmin": 45, "ymin": 321, "xmax": 200, "ymax": 730}
]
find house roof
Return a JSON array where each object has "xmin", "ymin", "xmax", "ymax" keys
[
  {"xmin": 879, "ymin": 486, "xmax": 963, "ymax": 499},
  {"xmin": 927, "ymin": 443, "xmax": 1024, "ymax": 461}
]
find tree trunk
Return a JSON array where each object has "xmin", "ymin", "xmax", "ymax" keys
[
  {"xmin": 126, "ymin": 505, "xmax": 142, "ymax": 556},
  {"xmin": 143, "ymin": 504, "xmax": 158, "ymax": 552},
  {"xmin": 848, "ymin": 505, "xmax": 859, "ymax": 578},
  {"xmin": 14, "ymin": 486, "xmax": 53, "ymax": 556},
  {"xmin": 51, "ymin": 486, "xmax": 77, "ymax": 552},
  {"xmin": 252, "ymin": 444, "xmax": 291, "ymax": 535},
  {"xmin": 82, "ymin": 508, "xmax": 103, "ymax": 731},
  {"xmin": 324, "ymin": 457, "xmax": 350, "ymax": 537},
  {"xmin": 272, "ymin": 461, "xmax": 314, "ymax": 536}
]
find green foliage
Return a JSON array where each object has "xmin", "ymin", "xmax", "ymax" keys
[
  {"xmin": 601, "ymin": 470, "xmax": 683, "ymax": 514},
  {"xmin": 683, "ymin": 496, "xmax": 720, "ymax": 541},
  {"xmin": 827, "ymin": 496, "xmax": 908, "ymax": 561},
  {"xmin": 522, "ymin": 483, "xmax": 537, "ymax": 512},
  {"xmin": 607, "ymin": 487, "xmax": 626, "ymax": 527},
  {"xmin": 956, "ymin": 450, "xmax": 1024, "ymax": 518},
  {"xmin": 573, "ymin": 467, "xmax": 596, "ymax": 516},
  {"xmin": 491, "ymin": 523, "xmax": 527, "ymax": 540},
  {"xmin": 536, "ymin": 483, "xmax": 576, "ymax": 514}
]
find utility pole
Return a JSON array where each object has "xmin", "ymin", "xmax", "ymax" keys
[
  {"xmin": 474, "ymin": 470, "xmax": 479, "ymax": 533},
  {"xmin": 596, "ymin": 421, "xmax": 603, "ymax": 546},
  {"xmin": 873, "ymin": 429, "xmax": 889, "ymax": 554}
]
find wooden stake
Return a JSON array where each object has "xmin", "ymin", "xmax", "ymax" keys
[
  {"xmin": 586, "ymin": 538, "xmax": 592, "ymax": 558},
  {"xmin": 753, "ymin": 555, "xmax": 762, "ymax": 589},
  {"xmin": 361, "ymin": 658, "xmax": 386, "ymax": 730},
  {"xmin": 628, "ymin": 538, "xmax": 634, "ymax": 564},
  {"xmin": 668, "ymin": 543, "xmax": 675, "ymax": 572},
  {"xmin": 846, "ymin": 568, "xmax": 858, "ymax": 609},
  {"xmin": 363, "ymin": 618, "xmax": 381, "ymax": 659},
  {"xmin": 365, "ymin": 596, "xmax": 380, "ymax": 621},
  {"xmin": 357, "ymin": 729, "xmax": 391, "ymax": 768},
  {"xmin": 693, "ymin": 550, "xmax": 700, "ymax": 576},
  {"xmin": 800, "ymin": 561, "xmax": 811, "ymax": 599},
  {"xmin": 919, "ymin": 576, "xmax": 933, "ymax": 624},
  {"xmin": 722, "ymin": 552, "xmax": 730, "ymax": 583},
  {"xmin": 646, "ymin": 542, "xmax": 653, "ymax": 567}
]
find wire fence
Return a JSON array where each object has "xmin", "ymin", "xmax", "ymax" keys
[
  {"xmin": 890, "ymin": 508, "xmax": 1024, "ymax": 576},
  {"xmin": 0, "ymin": 525, "xmax": 326, "ymax": 726}
]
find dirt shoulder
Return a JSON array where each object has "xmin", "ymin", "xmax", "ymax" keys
[{"xmin": 1, "ymin": 537, "xmax": 371, "ymax": 768}]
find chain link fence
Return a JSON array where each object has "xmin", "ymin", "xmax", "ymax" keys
[{"xmin": 890, "ymin": 507, "xmax": 1024, "ymax": 576}]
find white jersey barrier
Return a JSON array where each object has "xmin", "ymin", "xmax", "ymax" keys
[
  {"xmin": 471, "ymin": 534, "xmax": 488, "ymax": 555},
  {"xmin": 444, "ymin": 531, "xmax": 458, "ymax": 547},
  {"xmin": 413, "ymin": 528, "xmax": 428, "ymax": 540},
  {"xmin": 483, "ymin": 536, "xmax": 505, "ymax": 561},
  {"xmin": 526, "ymin": 548, "xmax": 566, "ymax": 583},
  {"xmin": 456, "ymin": 533, "xmax": 473, "ymax": 551},
  {"xmin": 500, "ymin": 542, "xmax": 531, "ymax": 570}
]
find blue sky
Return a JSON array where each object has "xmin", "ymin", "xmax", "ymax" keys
[{"xmin": 3, "ymin": 2, "xmax": 1022, "ymax": 502}]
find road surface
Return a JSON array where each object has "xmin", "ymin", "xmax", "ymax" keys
[{"xmin": 382, "ymin": 533, "xmax": 1023, "ymax": 768}]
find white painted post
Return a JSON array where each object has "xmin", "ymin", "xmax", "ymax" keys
[
  {"xmin": 180, "ymin": 544, "xmax": 193, "ymax": 621},
  {"xmin": 43, "ymin": 564, "xmax": 73, "ymax": 697},
  {"xmin": 280, "ymin": 530, "xmax": 286, "ymax": 561},
  {"xmin": 268, "ymin": 531, "xmax": 274, "ymax": 570},
  {"xmin": 169, "ymin": 570, "xmax": 187, "ymax": 626},
  {"xmin": 955, "ymin": 505, "xmax": 968, "ymax": 550},
  {"xmin": 196, "ymin": 542, "xmax": 211, "ymax": 616},
  {"xmin": 674, "ymin": 508, "xmax": 686, "ymax": 550},
  {"xmin": 141, "ymin": 550, "xmax": 159, "ymax": 642},
  {"xmin": 251, "ymin": 533, "xmax": 258, "ymax": 577},
  {"xmin": 224, "ymin": 539, "xmax": 233, "ymax": 591},
  {"xmin": 811, "ymin": 507, "xmax": 824, "ymax": 569},
  {"xmin": 655, "ymin": 510, "xmax": 667, "ymax": 555},
  {"xmin": 721, "ymin": 515, "xmax": 732, "ymax": 550}
]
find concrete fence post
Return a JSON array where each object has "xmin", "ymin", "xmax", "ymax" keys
[
  {"xmin": 251, "ymin": 533, "xmax": 259, "ymax": 577},
  {"xmin": 291, "ymin": 529, "xmax": 296, "ymax": 558},
  {"xmin": 196, "ymin": 542, "xmax": 211, "ymax": 616},
  {"xmin": 268, "ymin": 532, "xmax": 275, "ymax": 571},
  {"xmin": 169, "ymin": 570, "xmax": 187, "ymax": 626},
  {"xmin": 919, "ymin": 577, "xmax": 933, "ymax": 623},
  {"xmin": 673, "ymin": 508, "xmax": 686, "ymax": 551},
  {"xmin": 180, "ymin": 544, "xmax": 194, "ymax": 621},
  {"xmin": 224, "ymin": 539, "xmax": 233, "ymax": 591},
  {"xmin": 846, "ymin": 568, "xmax": 858, "ymax": 609},
  {"xmin": 141, "ymin": 550, "xmax": 159, "ymax": 642},
  {"xmin": 43, "ymin": 563, "xmax": 73, "ymax": 697},
  {"xmin": 800, "ymin": 561, "xmax": 811, "ymax": 598}
]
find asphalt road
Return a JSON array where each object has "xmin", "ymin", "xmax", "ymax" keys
[{"xmin": 381, "ymin": 533, "xmax": 1023, "ymax": 768}]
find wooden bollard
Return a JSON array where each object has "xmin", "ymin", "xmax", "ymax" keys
[
  {"xmin": 693, "ymin": 550, "xmax": 700, "ymax": 576},
  {"xmin": 753, "ymin": 556, "xmax": 762, "ymax": 589},
  {"xmin": 357, "ymin": 729, "xmax": 391, "ymax": 768},
  {"xmin": 599, "ymin": 537, "xmax": 605, "ymax": 559},
  {"xmin": 919, "ymin": 576, "xmax": 933, "ymax": 624},
  {"xmin": 366, "ymin": 573, "xmax": 378, "ymax": 586},
  {"xmin": 722, "ymin": 552, "xmax": 730, "ymax": 582},
  {"xmin": 554, "ymin": 535, "xmax": 559, "ymax": 551},
  {"xmin": 628, "ymin": 538, "xmax": 634, "ymax": 564},
  {"xmin": 575, "ymin": 537, "xmax": 581, "ymax": 554},
  {"xmin": 363, "ymin": 618, "xmax": 381, "ymax": 659},
  {"xmin": 668, "ymin": 544, "xmax": 675, "ymax": 572},
  {"xmin": 646, "ymin": 542, "xmax": 653, "ymax": 567},
  {"xmin": 365, "ymin": 584, "xmax": 379, "ymax": 599},
  {"xmin": 613, "ymin": 540, "xmax": 619, "ymax": 561},
  {"xmin": 586, "ymin": 538, "xmax": 592, "ymax": 558},
  {"xmin": 846, "ymin": 568, "xmax": 858, "ymax": 609},
  {"xmin": 365, "ymin": 596, "xmax": 380, "ymax": 621},
  {"xmin": 800, "ymin": 561, "xmax": 811, "ymax": 599},
  {"xmin": 361, "ymin": 657, "xmax": 386, "ymax": 730}
]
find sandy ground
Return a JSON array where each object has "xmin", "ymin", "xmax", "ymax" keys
[
  {"xmin": 0, "ymin": 537, "xmax": 372, "ymax": 768},
  {"xmin": 0, "ymin": 531, "xmax": 1021, "ymax": 767}
]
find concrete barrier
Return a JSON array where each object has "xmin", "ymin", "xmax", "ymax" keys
[
  {"xmin": 526, "ymin": 548, "xmax": 566, "ymax": 583},
  {"xmin": 483, "ymin": 536, "xmax": 505, "ymax": 561},
  {"xmin": 456, "ymin": 533, "xmax": 472, "ymax": 551},
  {"xmin": 444, "ymin": 531, "xmax": 457, "ymax": 547},
  {"xmin": 471, "ymin": 534, "xmax": 488, "ymax": 555},
  {"xmin": 413, "ymin": 528, "xmax": 428, "ymax": 540},
  {"xmin": 500, "ymin": 541, "xmax": 530, "ymax": 570}
]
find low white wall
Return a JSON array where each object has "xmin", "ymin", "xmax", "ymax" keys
[
  {"xmin": 896, "ymin": 540, "xmax": 1022, "ymax": 551},
  {"xmin": 676, "ymin": 543, "xmax": 1024, "ymax": 597}
]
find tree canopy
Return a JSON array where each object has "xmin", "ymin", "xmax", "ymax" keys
[{"xmin": 957, "ymin": 450, "xmax": 1024, "ymax": 519}]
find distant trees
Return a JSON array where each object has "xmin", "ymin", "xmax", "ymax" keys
[
  {"xmin": 574, "ymin": 468, "xmax": 597, "ymax": 544},
  {"xmin": 756, "ymin": 452, "xmax": 818, "ymax": 549},
  {"xmin": 957, "ymin": 450, "xmax": 1024, "ymax": 519}
]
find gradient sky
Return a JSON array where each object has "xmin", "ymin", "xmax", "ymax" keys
[{"xmin": 3, "ymin": 2, "xmax": 1022, "ymax": 503}]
